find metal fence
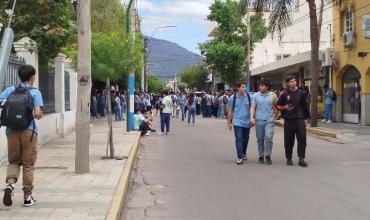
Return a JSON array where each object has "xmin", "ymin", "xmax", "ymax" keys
[
  {"xmin": 39, "ymin": 70, "xmax": 56, "ymax": 114},
  {"xmin": 3, "ymin": 56, "xmax": 25, "ymax": 90},
  {"xmin": 65, "ymin": 71, "xmax": 71, "ymax": 111}
]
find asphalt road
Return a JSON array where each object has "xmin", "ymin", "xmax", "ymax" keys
[{"xmin": 122, "ymin": 116, "xmax": 370, "ymax": 220}]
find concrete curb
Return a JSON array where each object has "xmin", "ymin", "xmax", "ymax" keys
[
  {"xmin": 275, "ymin": 120, "xmax": 338, "ymax": 138},
  {"xmin": 105, "ymin": 131, "xmax": 141, "ymax": 220}
]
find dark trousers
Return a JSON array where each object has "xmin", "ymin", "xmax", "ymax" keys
[
  {"xmin": 284, "ymin": 119, "xmax": 307, "ymax": 160},
  {"xmin": 233, "ymin": 126, "xmax": 250, "ymax": 159},
  {"xmin": 140, "ymin": 122, "xmax": 150, "ymax": 136},
  {"xmin": 161, "ymin": 113, "xmax": 171, "ymax": 133}
]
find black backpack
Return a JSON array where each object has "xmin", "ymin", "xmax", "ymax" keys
[
  {"xmin": 332, "ymin": 90, "xmax": 337, "ymax": 102},
  {"xmin": 1, "ymin": 85, "xmax": 35, "ymax": 130}
]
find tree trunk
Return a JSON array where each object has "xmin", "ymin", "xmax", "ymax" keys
[
  {"xmin": 317, "ymin": 0, "xmax": 324, "ymax": 42},
  {"xmin": 307, "ymin": 0, "xmax": 320, "ymax": 127},
  {"xmin": 106, "ymin": 78, "xmax": 114, "ymax": 159},
  {"xmin": 75, "ymin": 0, "xmax": 92, "ymax": 174}
]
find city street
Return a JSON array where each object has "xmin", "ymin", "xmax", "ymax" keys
[{"xmin": 123, "ymin": 116, "xmax": 370, "ymax": 220}]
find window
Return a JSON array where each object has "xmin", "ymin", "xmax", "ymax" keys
[{"xmin": 344, "ymin": 11, "xmax": 354, "ymax": 32}]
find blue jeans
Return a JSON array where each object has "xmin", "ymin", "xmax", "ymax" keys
[
  {"xmin": 179, "ymin": 104, "xmax": 185, "ymax": 121},
  {"xmin": 114, "ymin": 106, "xmax": 121, "ymax": 121},
  {"xmin": 255, "ymin": 119, "xmax": 275, "ymax": 157},
  {"xmin": 324, "ymin": 104, "xmax": 333, "ymax": 121},
  {"xmin": 233, "ymin": 126, "xmax": 250, "ymax": 159},
  {"xmin": 188, "ymin": 107, "xmax": 196, "ymax": 124},
  {"xmin": 205, "ymin": 105, "xmax": 211, "ymax": 118},
  {"xmin": 161, "ymin": 113, "xmax": 171, "ymax": 133}
]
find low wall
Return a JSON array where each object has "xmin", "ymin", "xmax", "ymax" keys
[{"xmin": 0, "ymin": 110, "xmax": 76, "ymax": 161}]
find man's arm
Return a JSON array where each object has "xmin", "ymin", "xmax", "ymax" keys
[
  {"xmin": 33, "ymin": 90, "xmax": 44, "ymax": 120},
  {"xmin": 250, "ymin": 103, "xmax": 256, "ymax": 124}
]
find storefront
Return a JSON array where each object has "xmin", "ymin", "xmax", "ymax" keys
[{"xmin": 342, "ymin": 66, "xmax": 361, "ymax": 123}]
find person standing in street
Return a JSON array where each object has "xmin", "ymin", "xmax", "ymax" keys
[
  {"xmin": 227, "ymin": 81, "xmax": 252, "ymax": 165},
  {"xmin": 186, "ymin": 93, "xmax": 196, "ymax": 125},
  {"xmin": 1, "ymin": 65, "xmax": 43, "ymax": 207},
  {"xmin": 322, "ymin": 85, "xmax": 335, "ymax": 123},
  {"xmin": 178, "ymin": 93, "xmax": 187, "ymax": 121},
  {"xmin": 276, "ymin": 76, "xmax": 311, "ymax": 167},
  {"xmin": 160, "ymin": 91, "xmax": 173, "ymax": 135},
  {"xmin": 250, "ymin": 79, "xmax": 277, "ymax": 165}
]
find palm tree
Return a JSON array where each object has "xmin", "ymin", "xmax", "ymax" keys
[{"xmin": 238, "ymin": 0, "xmax": 328, "ymax": 127}]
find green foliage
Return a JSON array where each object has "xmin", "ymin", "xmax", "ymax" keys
[
  {"xmin": 91, "ymin": 0, "xmax": 125, "ymax": 33},
  {"xmin": 180, "ymin": 64, "xmax": 209, "ymax": 90},
  {"xmin": 199, "ymin": 0, "xmax": 268, "ymax": 84},
  {"xmin": 90, "ymin": 0, "xmax": 144, "ymax": 89},
  {"xmin": 0, "ymin": 0, "xmax": 76, "ymax": 67},
  {"xmin": 148, "ymin": 75, "xmax": 166, "ymax": 93}
]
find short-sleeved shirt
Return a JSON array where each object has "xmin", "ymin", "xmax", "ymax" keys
[
  {"xmin": 133, "ymin": 114, "xmax": 145, "ymax": 131},
  {"xmin": 0, "ymin": 83, "xmax": 44, "ymax": 135},
  {"xmin": 251, "ymin": 92, "xmax": 276, "ymax": 121},
  {"xmin": 178, "ymin": 96, "xmax": 186, "ymax": 106},
  {"xmin": 324, "ymin": 89, "xmax": 334, "ymax": 105},
  {"xmin": 227, "ymin": 93, "xmax": 251, "ymax": 128},
  {"xmin": 162, "ymin": 96, "xmax": 173, "ymax": 114}
]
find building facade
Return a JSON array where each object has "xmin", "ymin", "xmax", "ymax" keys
[{"xmin": 332, "ymin": 0, "xmax": 370, "ymax": 125}]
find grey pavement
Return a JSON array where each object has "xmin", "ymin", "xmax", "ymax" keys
[
  {"xmin": 0, "ymin": 119, "xmax": 137, "ymax": 220},
  {"xmin": 123, "ymin": 116, "xmax": 370, "ymax": 220},
  {"xmin": 318, "ymin": 121, "xmax": 370, "ymax": 144}
]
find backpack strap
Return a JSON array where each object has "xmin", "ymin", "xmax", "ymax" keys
[{"xmin": 232, "ymin": 92, "xmax": 251, "ymax": 112}]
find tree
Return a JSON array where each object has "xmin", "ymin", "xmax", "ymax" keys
[
  {"xmin": 148, "ymin": 75, "xmax": 165, "ymax": 93},
  {"xmin": 0, "ymin": 0, "xmax": 76, "ymax": 67},
  {"xmin": 91, "ymin": 0, "xmax": 125, "ymax": 33},
  {"xmin": 75, "ymin": 0, "xmax": 91, "ymax": 174},
  {"xmin": 253, "ymin": 0, "xmax": 327, "ymax": 127},
  {"xmin": 180, "ymin": 64, "xmax": 209, "ymax": 90},
  {"xmin": 199, "ymin": 0, "xmax": 268, "ymax": 84}
]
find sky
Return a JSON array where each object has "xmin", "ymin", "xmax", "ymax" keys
[{"xmin": 133, "ymin": 0, "xmax": 214, "ymax": 54}]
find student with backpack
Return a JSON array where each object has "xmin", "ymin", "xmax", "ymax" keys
[
  {"xmin": 0, "ymin": 65, "xmax": 43, "ymax": 207},
  {"xmin": 322, "ymin": 85, "xmax": 336, "ymax": 123},
  {"xmin": 227, "ymin": 81, "xmax": 252, "ymax": 165}
]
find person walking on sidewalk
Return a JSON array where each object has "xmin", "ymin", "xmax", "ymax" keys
[
  {"xmin": 0, "ymin": 65, "xmax": 44, "ymax": 207},
  {"xmin": 276, "ymin": 76, "xmax": 311, "ymax": 167},
  {"xmin": 322, "ymin": 85, "xmax": 335, "ymax": 123},
  {"xmin": 160, "ymin": 91, "xmax": 173, "ymax": 135},
  {"xmin": 227, "ymin": 81, "xmax": 252, "ymax": 165},
  {"xmin": 186, "ymin": 93, "xmax": 196, "ymax": 125},
  {"xmin": 250, "ymin": 79, "xmax": 277, "ymax": 165}
]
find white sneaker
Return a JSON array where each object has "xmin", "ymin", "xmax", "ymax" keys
[
  {"xmin": 145, "ymin": 132, "xmax": 151, "ymax": 136},
  {"xmin": 24, "ymin": 194, "xmax": 37, "ymax": 207},
  {"xmin": 327, "ymin": 120, "xmax": 332, "ymax": 123},
  {"xmin": 321, "ymin": 119, "xmax": 327, "ymax": 123},
  {"xmin": 236, "ymin": 158, "xmax": 243, "ymax": 165}
]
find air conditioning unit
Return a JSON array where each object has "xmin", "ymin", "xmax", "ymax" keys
[
  {"xmin": 343, "ymin": 31, "xmax": 355, "ymax": 47},
  {"xmin": 363, "ymin": 15, "xmax": 370, "ymax": 39},
  {"xmin": 321, "ymin": 48, "xmax": 336, "ymax": 67}
]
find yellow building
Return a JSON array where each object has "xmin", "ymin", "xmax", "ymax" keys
[{"xmin": 332, "ymin": 0, "xmax": 370, "ymax": 125}]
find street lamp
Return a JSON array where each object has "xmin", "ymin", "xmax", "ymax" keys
[{"xmin": 144, "ymin": 25, "xmax": 177, "ymax": 92}]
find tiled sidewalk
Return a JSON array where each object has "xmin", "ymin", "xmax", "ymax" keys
[{"xmin": 0, "ymin": 119, "xmax": 140, "ymax": 220}]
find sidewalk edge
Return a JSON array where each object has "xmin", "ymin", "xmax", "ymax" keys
[
  {"xmin": 105, "ymin": 131, "xmax": 141, "ymax": 220},
  {"xmin": 275, "ymin": 121, "xmax": 338, "ymax": 138}
]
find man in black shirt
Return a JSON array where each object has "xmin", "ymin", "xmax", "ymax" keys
[{"xmin": 276, "ymin": 76, "xmax": 311, "ymax": 167}]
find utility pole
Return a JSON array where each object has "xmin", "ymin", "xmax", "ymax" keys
[
  {"xmin": 126, "ymin": 0, "xmax": 137, "ymax": 132},
  {"xmin": 75, "ymin": 0, "xmax": 92, "ymax": 174},
  {"xmin": 245, "ymin": 2, "xmax": 251, "ymax": 92},
  {"xmin": 0, "ymin": 0, "xmax": 16, "ymax": 91}
]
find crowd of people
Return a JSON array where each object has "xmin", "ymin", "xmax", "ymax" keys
[{"xmin": 90, "ymin": 77, "xmax": 337, "ymax": 167}]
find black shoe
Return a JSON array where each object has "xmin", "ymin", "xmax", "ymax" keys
[
  {"xmin": 259, "ymin": 157, "xmax": 265, "ymax": 164},
  {"xmin": 3, "ymin": 184, "xmax": 14, "ymax": 207},
  {"xmin": 265, "ymin": 156, "xmax": 272, "ymax": 165},
  {"xmin": 287, "ymin": 159, "xmax": 293, "ymax": 166},
  {"xmin": 299, "ymin": 158, "xmax": 308, "ymax": 167},
  {"xmin": 151, "ymin": 129, "xmax": 156, "ymax": 133}
]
